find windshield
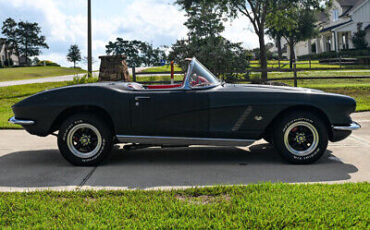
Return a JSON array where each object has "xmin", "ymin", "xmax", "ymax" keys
[{"xmin": 185, "ymin": 58, "xmax": 220, "ymax": 88}]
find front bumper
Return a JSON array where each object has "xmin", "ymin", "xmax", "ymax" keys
[
  {"xmin": 8, "ymin": 116, "xmax": 35, "ymax": 125},
  {"xmin": 333, "ymin": 122, "xmax": 361, "ymax": 131},
  {"xmin": 331, "ymin": 121, "xmax": 361, "ymax": 142}
]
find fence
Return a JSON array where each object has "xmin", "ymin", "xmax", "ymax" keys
[{"xmin": 131, "ymin": 61, "xmax": 370, "ymax": 87}]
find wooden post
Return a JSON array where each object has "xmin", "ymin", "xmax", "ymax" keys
[
  {"xmin": 309, "ymin": 56, "xmax": 312, "ymax": 69},
  {"xmin": 339, "ymin": 55, "xmax": 342, "ymax": 69},
  {"xmin": 293, "ymin": 60, "xmax": 298, "ymax": 87},
  {"xmin": 132, "ymin": 66, "xmax": 136, "ymax": 82},
  {"xmin": 171, "ymin": 61, "xmax": 174, "ymax": 85}
]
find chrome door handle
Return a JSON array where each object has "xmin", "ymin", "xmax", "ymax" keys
[{"xmin": 135, "ymin": 96, "xmax": 151, "ymax": 101}]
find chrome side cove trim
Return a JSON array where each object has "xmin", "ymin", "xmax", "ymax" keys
[
  {"xmin": 8, "ymin": 116, "xmax": 35, "ymax": 125},
  {"xmin": 116, "ymin": 135, "xmax": 255, "ymax": 146},
  {"xmin": 333, "ymin": 122, "xmax": 361, "ymax": 131}
]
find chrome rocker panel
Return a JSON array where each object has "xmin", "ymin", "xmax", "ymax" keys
[
  {"xmin": 333, "ymin": 122, "xmax": 361, "ymax": 131},
  {"xmin": 116, "ymin": 135, "xmax": 256, "ymax": 146},
  {"xmin": 8, "ymin": 116, "xmax": 35, "ymax": 125}
]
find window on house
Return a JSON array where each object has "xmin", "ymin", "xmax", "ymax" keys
[{"xmin": 333, "ymin": 9, "xmax": 339, "ymax": 22}]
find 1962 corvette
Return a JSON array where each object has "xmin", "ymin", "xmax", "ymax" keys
[{"xmin": 9, "ymin": 58, "xmax": 360, "ymax": 166}]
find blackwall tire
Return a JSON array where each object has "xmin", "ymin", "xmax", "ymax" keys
[
  {"xmin": 57, "ymin": 113, "xmax": 113, "ymax": 166},
  {"xmin": 273, "ymin": 111, "xmax": 328, "ymax": 164}
]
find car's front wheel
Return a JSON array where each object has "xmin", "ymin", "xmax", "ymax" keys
[
  {"xmin": 273, "ymin": 111, "xmax": 328, "ymax": 164},
  {"xmin": 58, "ymin": 113, "xmax": 113, "ymax": 166}
]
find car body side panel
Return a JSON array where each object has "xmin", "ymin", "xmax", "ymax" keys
[
  {"xmin": 12, "ymin": 83, "xmax": 356, "ymax": 141},
  {"xmin": 13, "ymin": 85, "xmax": 131, "ymax": 136},
  {"xmin": 129, "ymin": 90, "xmax": 209, "ymax": 137},
  {"xmin": 207, "ymin": 84, "xmax": 355, "ymax": 139}
]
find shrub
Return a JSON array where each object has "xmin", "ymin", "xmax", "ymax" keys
[
  {"xmin": 72, "ymin": 74, "xmax": 98, "ymax": 84},
  {"xmin": 3, "ymin": 58, "xmax": 13, "ymax": 67},
  {"xmin": 38, "ymin": 60, "xmax": 60, "ymax": 67},
  {"xmin": 298, "ymin": 49, "xmax": 370, "ymax": 60},
  {"xmin": 353, "ymin": 28, "xmax": 368, "ymax": 49}
]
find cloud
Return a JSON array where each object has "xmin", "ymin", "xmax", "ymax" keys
[{"xmin": 0, "ymin": 0, "xmax": 260, "ymax": 69}]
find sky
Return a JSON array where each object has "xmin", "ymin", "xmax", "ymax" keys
[{"xmin": 0, "ymin": 0, "xmax": 260, "ymax": 69}]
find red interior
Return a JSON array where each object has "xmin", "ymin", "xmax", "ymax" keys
[{"xmin": 146, "ymin": 84, "xmax": 182, "ymax": 89}]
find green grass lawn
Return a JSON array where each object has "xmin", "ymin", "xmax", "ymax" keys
[
  {"xmin": 249, "ymin": 60, "xmax": 370, "ymax": 69},
  {"xmin": 266, "ymin": 70, "xmax": 370, "ymax": 79},
  {"xmin": 0, "ymin": 183, "xmax": 368, "ymax": 229},
  {"xmin": 0, "ymin": 66, "xmax": 86, "ymax": 82},
  {"xmin": 141, "ymin": 64, "xmax": 183, "ymax": 73}
]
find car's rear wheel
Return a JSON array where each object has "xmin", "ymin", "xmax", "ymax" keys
[
  {"xmin": 58, "ymin": 113, "xmax": 113, "ymax": 166},
  {"xmin": 273, "ymin": 111, "xmax": 328, "ymax": 164}
]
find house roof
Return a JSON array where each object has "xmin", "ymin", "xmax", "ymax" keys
[
  {"xmin": 337, "ymin": 0, "xmax": 359, "ymax": 7},
  {"xmin": 320, "ymin": 20, "xmax": 352, "ymax": 32},
  {"xmin": 338, "ymin": 0, "xmax": 367, "ymax": 16}
]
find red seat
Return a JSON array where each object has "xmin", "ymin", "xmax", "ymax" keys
[{"xmin": 146, "ymin": 84, "xmax": 182, "ymax": 89}]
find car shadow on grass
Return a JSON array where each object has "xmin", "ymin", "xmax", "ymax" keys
[{"xmin": 0, "ymin": 144, "xmax": 358, "ymax": 189}]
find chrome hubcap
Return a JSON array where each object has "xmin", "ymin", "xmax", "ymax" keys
[
  {"xmin": 284, "ymin": 121, "xmax": 319, "ymax": 157},
  {"xmin": 67, "ymin": 123, "xmax": 102, "ymax": 159}
]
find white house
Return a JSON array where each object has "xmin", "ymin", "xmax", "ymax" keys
[
  {"xmin": 279, "ymin": 0, "xmax": 370, "ymax": 58},
  {"xmin": 0, "ymin": 38, "xmax": 25, "ymax": 66}
]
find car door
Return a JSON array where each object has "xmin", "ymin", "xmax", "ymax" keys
[{"xmin": 130, "ymin": 89, "xmax": 209, "ymax": 137}]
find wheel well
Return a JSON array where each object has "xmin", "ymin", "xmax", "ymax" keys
[
  {"xmin": 49, "ymin": 106, "xmax": 115, "ymax": 135},
  {"xmin": 263, "ymin": 105, "xmax": 332, "ymax": 139}
]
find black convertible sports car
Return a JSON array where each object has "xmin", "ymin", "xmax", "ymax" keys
[{"xmin": 9, "ymin": 58, "xmax": 360, "ymax": 166}]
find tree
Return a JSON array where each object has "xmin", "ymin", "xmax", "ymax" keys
[
  {"xmin": 352, "ymin": 23, "xmax": 368, "ymax": 49},
  {"xmin": 267, "ymin": 27, "xmax": 284, "ymax": 68},
  {"xmin": 266, "ymin": 2, "xmax": 324, "ymax": 68},
  {"xmin": 32, "ymin": 57, "xmax": 40, "ymax": 66},
  {"xmin": 106, "ymin": 38, "xmax": 166, "ymax": 67},
  {"xmin": 67, "ymin": 44, "xmax": 82, "ymax": 68},
  {"xmin": 176, "ymin": 0, "xmax": 282, "ymax": 81},
  {"xmin": 1, "ymin": 18, "xmax": 18, "ymax": 66},
  {"xmin": 16, "ymin": 21, "xmax": 49, "ymax": 65},
  {"xmin": 170, "ymin": 1, "xmax": 250, "ymax": 77},
  {"xmin": 177, "ymin": 0, "xmax": 328, "ymax": 80}
]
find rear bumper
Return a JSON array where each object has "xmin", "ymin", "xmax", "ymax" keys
[
  {"xmin": 331, "ymin": 121, "xmax": 361, "ymax": 142},
  {"xmin": 8, "ymin": 116, "xmax": 35, "ymax": 125}
]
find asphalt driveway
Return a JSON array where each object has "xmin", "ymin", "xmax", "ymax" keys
[{"xmin": 0, "ymin": 112, "xmax": 369, "ymax": 191}]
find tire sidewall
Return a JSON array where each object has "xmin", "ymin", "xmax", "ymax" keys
[
  {"xmin": 58, "ymin": 114, "xmax": 113, "ymax": 166},
  {"xmin": 274, "ymin": 113, "xmax": 328, "ymax": 164}
]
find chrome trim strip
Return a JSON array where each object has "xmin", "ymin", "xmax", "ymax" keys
[
  {"xmin": 333, "ymin": 122, "xmax": 361, "ymax": 131},
  {"xmin": 135, "ymin": 96, "xmax": 151, "ymax": 100},
  {"xmin": 8, "ymin": 116, "xmax": 35, "ymax": 125},
  {"xmin": 116, "ymin": 135, "xmax": 255, "ymax": 146},
  {"xmin": 232, "ymin": 106, "xmax": 253, "ymax": 132}
]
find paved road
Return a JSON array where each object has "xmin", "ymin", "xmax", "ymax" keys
[
  {"xmin": 0, "ymin": 112, "xmax": 369, "ymax": 192},
  {"xmin": 0, "ymin": 67, "xmax": 151, "ymax": 87}
]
